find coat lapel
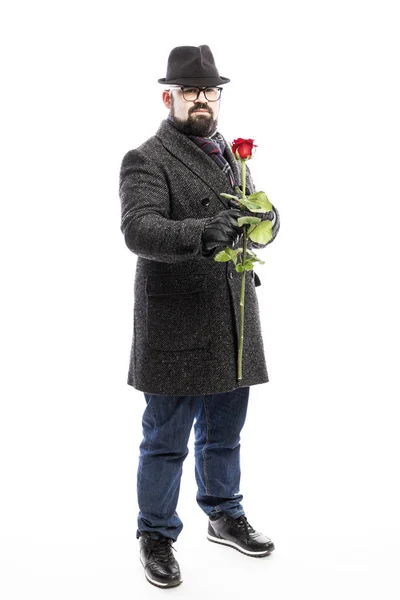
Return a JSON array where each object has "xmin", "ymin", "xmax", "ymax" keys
[{"xmin": 155, "ymin": 120, "xmax": 242, "ymax": 207}]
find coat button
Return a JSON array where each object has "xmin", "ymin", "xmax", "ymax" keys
[
  {"xmin": 201, "ymin": 198, "xmax": 211, "ymax": 207},
  {"xmin": 229, "ymin": 272, "xmax": 233, "ymax": 279}
]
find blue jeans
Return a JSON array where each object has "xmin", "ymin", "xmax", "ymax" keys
[{"xmin": 136, "ymin": 386, "xmax": 250, "ymax": 541}]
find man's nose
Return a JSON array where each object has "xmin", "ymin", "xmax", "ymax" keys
[{"xmin": 197, "ymin": 89, "xmax": 208, "ymax": 102}]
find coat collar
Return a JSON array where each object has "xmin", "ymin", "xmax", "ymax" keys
[{"xmin": 155, "ymin": 120, "xmax": 242, "ymax": 206}]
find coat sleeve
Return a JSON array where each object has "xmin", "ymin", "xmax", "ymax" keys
[
  {"xmin": 119, "ymin": 149, "xmax": 213, "ymax": 262},
  {"xmin": 244, "ymin": 164, "xmax": 281, "ymax": 251}
]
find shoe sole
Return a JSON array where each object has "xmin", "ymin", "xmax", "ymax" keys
[
  {"xmin": 207, "ymin": 533, "xmax": 274, "ymax": 558},
  {"xmin": 140, "ymin": 558, "xmax": 183, "ymax": 588}
]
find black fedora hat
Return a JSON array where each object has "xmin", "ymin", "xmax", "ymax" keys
[{"xmin": 158, "ymin": 45, "xmax": 230, "ymax": 86}]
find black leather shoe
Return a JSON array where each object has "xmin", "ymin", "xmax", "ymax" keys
[
  {"xmin": 139, "ymin": 532, "xmax": 182, "ymax": 588},
  {"xmin": 207, "ymin": 514, "xmax": 275, "ymax": 557}
]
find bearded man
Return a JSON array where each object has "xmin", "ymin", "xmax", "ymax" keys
[{"xmin": 119, "ymin": 45, "xmax": 280, "ymax": 589}]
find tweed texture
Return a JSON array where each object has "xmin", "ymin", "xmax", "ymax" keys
[{"xmin": 119, "ymin": 119, "xmax": 280, "ymax": 396}]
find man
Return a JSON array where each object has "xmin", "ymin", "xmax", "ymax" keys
[{"xmin": 119, "ymin": 45, "xmax": 280, "ymax": 588}]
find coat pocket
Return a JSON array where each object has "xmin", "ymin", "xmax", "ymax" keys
[{"xmin": 146, "ymin": 273, "xmax": 208, "ymax": 352}]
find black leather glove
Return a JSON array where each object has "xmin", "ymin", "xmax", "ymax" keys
[
  {"xmin": 202, "ymin": 209, "xmax": 243, "ymax": 256},
  {"xmin": 228, "ymin": 198, "xmax": 275, "ymax": 222}
]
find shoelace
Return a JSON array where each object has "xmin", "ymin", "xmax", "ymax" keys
[
  {"xmin": 227, "ymin": 515, "xmax": 255, "ymax": 537},
  {"xmin": 148, "ymin": 537, "xmax": 176, "ymax": 563}
]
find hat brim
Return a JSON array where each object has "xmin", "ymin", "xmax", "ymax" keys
[{"xmin": 158, "ymin": 76, "xmax": 230, "ymax": 86}]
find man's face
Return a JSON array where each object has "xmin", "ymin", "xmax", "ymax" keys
[{"xmin": 163, "ymin": 87, "xmax": 221, "ymax": 136}]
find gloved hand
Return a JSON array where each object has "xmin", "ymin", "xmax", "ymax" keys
[
  {"xmin": 228, "ymin": 198, "xmax": 275, "ymax": 222},
  {"xmin": 202, "ymin": 209, "xmax": 243, "ymax": 256}
]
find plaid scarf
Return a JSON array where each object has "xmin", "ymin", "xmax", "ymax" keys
[{"xmin": 187, "ymin": 132, "xmax": 237, "ymax": 189}]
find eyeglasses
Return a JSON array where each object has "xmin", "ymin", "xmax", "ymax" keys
[{"xmin": 170, "ymin": 86, "xmax": 222, "ymax": 102}]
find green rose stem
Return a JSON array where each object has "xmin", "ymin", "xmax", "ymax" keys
[
  {"xmin": 218, "ymin": 140, "xmax": 270, "ymax": 381},
  {"xmin": 237, "ymin": 158, "xmax": 248, "ymax": 381}
]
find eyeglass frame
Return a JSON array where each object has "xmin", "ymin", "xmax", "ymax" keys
[{"xmin": 168, "ymin": 86, "xmax": 223, "ymax": 102}]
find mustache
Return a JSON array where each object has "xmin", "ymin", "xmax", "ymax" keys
[{"xmin": 189, "ymin": 103, "xmax": 213, "ymax": 115}]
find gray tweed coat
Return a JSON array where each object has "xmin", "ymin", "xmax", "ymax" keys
[{"xmin": 119, "ymin": 119, "xmax": 280, "ymax": 396}]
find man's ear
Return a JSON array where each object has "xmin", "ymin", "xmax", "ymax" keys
[{"xmin": 162, "ymin": 90, "xmax": 171, "ymax": 109}]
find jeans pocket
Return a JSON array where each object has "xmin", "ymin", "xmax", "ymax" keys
[{"xmin": 146, "ymin": 273, "xmax": 208, "ymax": 352}]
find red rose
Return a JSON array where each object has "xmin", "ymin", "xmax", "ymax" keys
[{"xmin": 231, "ymin": 138, "xmax": 257, "ymax": 160}]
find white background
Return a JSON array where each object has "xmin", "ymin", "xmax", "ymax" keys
[{"xmin": 1, "ymin": 0, "xmax": 400, "ymax": 598}]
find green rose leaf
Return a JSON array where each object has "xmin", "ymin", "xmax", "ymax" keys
[
  {"xmin": 235, "ymin": 185, "xmax": 244, "ymax": 196},
  {"xmin": 220, "ymin": 193, "xmax": 241, "ymax": 200},
  {"xmin": 235, "ymin": 264, "xmax": 245, "ymax": 272},
  {"xmin": 248, "ymin": 191, "xmax": 273, "ymax": 212},
  {"xmin": 248, "ymin": 220, "xmax": 273, "ymax": 244},
  {"xmin": 247, "ymin": 250, "xmax": 265, "ymax": 265},
  {"xmin": 214, "ymin": 249, "xmax": 232, "ymax": 262},
  {"xmin": 225, "ymin": 246, "xmax": 240, "ymax": 264},
  {"xmin": 214, "ymin": 246, "xmax": 242, "ymax": 264},
  {"xmin": 247, "ymin": 224, "xmax": 257, "ymax": 235},
  {"xmin": 238, "ymin": 216, "xmax": 261, "ymax": 227},
  {"xmin": 252, "ymin": 256, "xmax": 265, "ymax": 265},
  {"xmin": 239, "ymin": 199, "xmax": 262, "ymax": 211},
  {"xmin": 245, "ymin": 249, "xmax": 265, "ymax": 265}
]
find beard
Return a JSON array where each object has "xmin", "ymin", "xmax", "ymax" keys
[{"xmin": 169, "ymin": 97, "xmax": 218, "ymax": 137}]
